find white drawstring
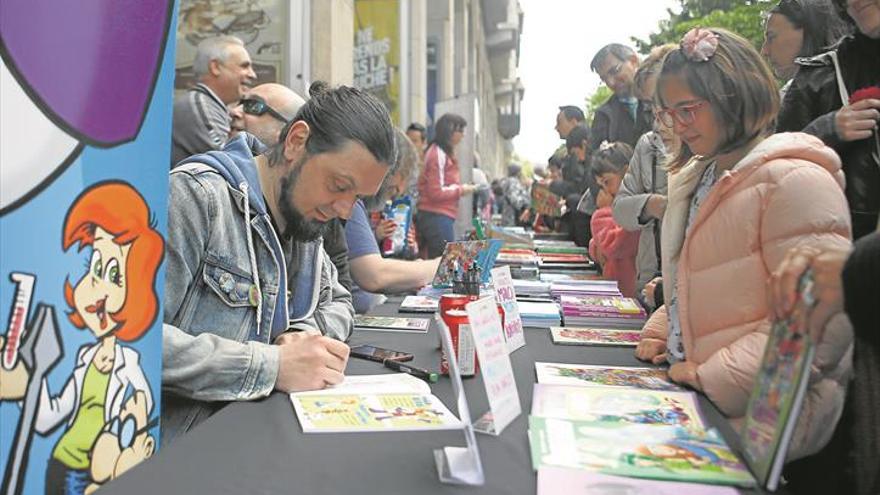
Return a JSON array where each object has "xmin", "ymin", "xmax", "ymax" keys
[{"xmin": 239, "ymin": 182, "xmax": 263, "ymax": 334}]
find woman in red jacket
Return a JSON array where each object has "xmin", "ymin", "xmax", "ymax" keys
[{"xmin": 416, "ymin": 113, "xmax": 476, "ymax": 257}]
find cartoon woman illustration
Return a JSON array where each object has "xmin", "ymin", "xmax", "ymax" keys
[{"xmin": 1, "ymin": 182, "xmax": 164, "ymax": 494}]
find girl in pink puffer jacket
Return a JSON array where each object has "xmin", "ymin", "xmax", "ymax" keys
[{"xmin": 635, "ymin": 27, "xmax": 852, "ymax": 461}]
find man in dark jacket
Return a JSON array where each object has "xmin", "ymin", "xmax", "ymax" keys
[
  {"xmin": 776, "ymin": 31, "xmax": 880, "ymax": 240},
  {"xmin": 589, "ymin": 43, "xmax": 654, "ymax": 151},
  {"xmin": 171, "ymin": 36, "xmax": 256, "ymax": 167}
]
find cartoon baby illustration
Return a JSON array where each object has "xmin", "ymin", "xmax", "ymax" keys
[
  {"xmin": 0, "ymin": 182, "xmax": 164, "ymax": 494},
  {"xmin": 85, "ymin": 389, "xmax": 156, "ymax": 495}
]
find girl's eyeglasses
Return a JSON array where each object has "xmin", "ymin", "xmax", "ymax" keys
[{"xmin": 655, "ymin": 100, "xmax": 708, "ymax": 128}]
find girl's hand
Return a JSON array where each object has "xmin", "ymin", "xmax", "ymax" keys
[
  {"xmin": 643, "ymin": 276, "xmax": 662, "ymax": 305},
  {"xmin": 596, "ymin": 189, "xmax": 613, "ymax": 209},
  {"xmin": 373, "ymin": 219, "xmax": 397, "ymax": 241},
  {"xmin": 668, "ymin": 361, "xmax": 702, "ymax": 390},
  {"xmin": 635, "ymin": 337, "xmax": 667, "ymax": 363}
]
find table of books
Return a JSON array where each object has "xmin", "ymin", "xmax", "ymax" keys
[{"xmin": 102, "ymin": 296, "xmax": 765, "ymax": 495}]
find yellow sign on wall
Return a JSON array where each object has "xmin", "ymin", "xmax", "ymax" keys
[{"xmin": 354, "ymin": 0, "xmax": 399, "ymax": 124}]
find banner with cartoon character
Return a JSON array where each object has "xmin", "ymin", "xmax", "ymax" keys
[{"xmin": 0, "ymin": 1, "xmax": 176, "ymax": 494}]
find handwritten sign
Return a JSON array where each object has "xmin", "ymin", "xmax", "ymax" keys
[
  {"xmin": 491, "ymin": 265, "xmax": 526, "ymax": 352},
  {"xmin": 465, "ymin": 297, "xmax": 521, "ymax": 435}
]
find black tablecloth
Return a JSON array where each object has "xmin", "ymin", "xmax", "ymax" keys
[{"xmin": 103, "ymin": 297, "xmax": 763, "ymax": 494}]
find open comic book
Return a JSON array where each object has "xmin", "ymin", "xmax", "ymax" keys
[
  {"xmin": 535, "ymin": 362, "xmax": 683, "ymax": 391},
  {"xmin": 528, "ymin": 417, "xmax": 756, "ymax": 487},
  {"xmin": 431, "ymin": 239, "xmax": 503, "ymax": 287},
  {"xmin": 290, "ymin": 374, "xmax": 461, "ymax": 433},
  {"xmin": 741, "ymin": 270, "xmax": 817, "ymax": 491}
]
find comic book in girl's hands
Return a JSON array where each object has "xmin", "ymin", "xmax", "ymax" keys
[
  {"xmin": 531, "ymin": 384, "xmax": 705, "ymax": 431},
  {"xmin": 528, "ymin": 417, "xmax": 756, "ymax": 487},
  {"xmin": 431, "ymin": 240, "xmax": 503, "ymax": 288},
  {"xmin": 290, "ymin": 374, "xmax": 461, "ymax": 433},
  {"xmin": 741, "ymin": 269, "xmax": 817, "ymax": 491},
  {"xmin": 531, "ymin": 183, "xmax": 564, "ymax": 216},
  {"xmin": 549, "ymin": 326, "xmax": 641, "ymax": 346},
  {"xmin": 354, "ymin": 315, "xmax": 430, "ymax": 333},
  {"xmin": 535, "ymin": 362, "xmax": 683, "ymax": 391}
]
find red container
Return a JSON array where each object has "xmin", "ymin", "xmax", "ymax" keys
[{"xmin": 438, "ymin": 294, "xmax": 504, "ymax": 377}]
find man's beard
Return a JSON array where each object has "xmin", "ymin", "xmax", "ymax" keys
[{"xmin": 278, "ymin": 158, "xmax": 328, "ymax": 242}]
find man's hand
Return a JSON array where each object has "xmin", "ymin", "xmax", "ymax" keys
[
  {"xmin": 835, "ymin": 99, "xmax": 880, "ymax": 142},
  {"xmin": 668, "ymin": 361, "xmax": 701, "ymax": 390},
  {"xmin": 273, "ymin": 332, "xmax": 350, "ymax": 392},
  {"xmin": 635, "ymin": 337, "xmax": 667, "ymax": 364},
  {"xmin": 768, "ymin": 244, "xmax": 850, "ymax": 341},
  {"xmin": 644, "ymin": 194, "xmax": 667, "ymax": 220},
  {"xmin": 460, "ymin": 184, "xmax": 477, "ymax": 196},
  {"xmin": 373, "ymin": 219, "xmax": 397, "ymax": 242}
]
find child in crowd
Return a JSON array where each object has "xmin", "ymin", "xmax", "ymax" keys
[
  {"xmin": 588, "ymin": 142, "xmax": 639, "ymax": 298},
  {"xmin": 635, "ymin": 27, "xmax": 853, "ymax": 461}
]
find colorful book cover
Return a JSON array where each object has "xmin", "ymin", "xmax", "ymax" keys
[
  {"xmin": 528, "ymin": 418, "xmax": 756, "ymax": 487},
  {"xmin": 550, "ymin": 327, "xmax": 641, "ymax": 346},
  {"xmin": 535, "ymin": 362, "xmax": 683, "ymax": 391},
  {"xmin": 741, "ymin": 271, "xmax": 817, "ymax": 491},
  {"xmin": 531, "ymin": 384, "xmax": 704, "ymax": 431},
  {"xmin": 531, "ymin": 183, "xmax": 564, "ymax": 217},
  {"xmin": 431, "ymin": 240, "xmax": 503, "ymax": 288},
  {"xmin": 398, "ymin": 295, "xmax": 438, "ymax": 313},
  {"xmin": 1, "ymin": 4, "xmax": 175, "ymax": 494},
  {"xmin": 354, "ymin": 315, "xmax": 430, "ymax": 333},
  {"xmin": 290, "ymin": 374, "xmax": 461, "ymax": 433},
  {"xmin": 560, "ymin": 295, "xmax": 645, "ymax": 316},
  {"xmin": 537, "ymin": 466, "xmax": 740, "ymax": 495}
]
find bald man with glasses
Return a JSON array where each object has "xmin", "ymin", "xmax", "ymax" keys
[{"xmin": 230, "ymin": 83, "xmax": 306, "ymax": 147}]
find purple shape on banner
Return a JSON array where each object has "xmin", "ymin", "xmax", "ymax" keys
[{"xmin": 0, "ymin": 0, "xmax": 172, "ymax": 145}]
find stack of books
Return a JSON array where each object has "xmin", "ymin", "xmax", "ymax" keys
[
  {"xmin": 550, "ymin": 280, "xmax": 622, "ymax": 298},
  {"xmin": 512, "ymin": 279, "xmax": 552, "ymax": 299},
  {"xmin": 527, "ymin": 363, "xmax": 756, "ymax": 488},
  {"xmin": 516, "ymin": 300, "xmax": 561, "ymax": 328},
  {"xmin": 559, "ymin": 295, "xmax": 647, "ymax": 329},
  {"xmin": 496, "ymin": 247, "xmax": 540, "ymax": 280}
]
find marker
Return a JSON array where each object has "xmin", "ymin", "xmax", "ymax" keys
[{"xmin": 384, "ymin": 359, "xmax": 439, "ymax": 383}]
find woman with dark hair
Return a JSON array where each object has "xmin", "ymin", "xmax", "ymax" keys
[
  {"xmin": 777, "ymin": 0, "xmax": 880, "ymax": 240},
  {"xmin": 761, "ymin": 0, "xmax": 851, "ymax": 85},
  {"xmin": 416, "ymin": 113, "xmax": 476, "ymax": 257}
]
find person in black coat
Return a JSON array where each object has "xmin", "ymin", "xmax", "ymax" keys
[
  {"xmin": 776, "ymin": 0, "xmax": 880, "ymax": 240},
  {"xmin": 589, "ymin": 43, "xmax": 654, "ymax": 151}
]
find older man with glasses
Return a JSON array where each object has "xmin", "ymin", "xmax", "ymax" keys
[
  {"xmin": 230, "ymin": 83, "xmax": 306, "ymax": 147},
  {"xmin": 588, "ymin": 43, "xmax": 655, "ymax": 152}
]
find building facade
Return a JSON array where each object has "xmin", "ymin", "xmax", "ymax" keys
[{"xmin": 173, "ymin": 0, "xmax": 523, "ymax": 183}]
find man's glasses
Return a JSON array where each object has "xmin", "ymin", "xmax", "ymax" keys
[
  {"xmin": 103, "ymin": 415, "xmax": 158, "ymax": 451},
  {"xmin": 599, "ymin": 62, "xmax": 624, "ymax": 85},
  {"xmin": 655, "ymin": 100, "xmax": 708, "ymax": 128},
  {"xmin": 240, "ymin": 97, "xmax": 287, "ymax": 123}
]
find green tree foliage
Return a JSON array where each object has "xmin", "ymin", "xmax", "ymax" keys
[
  {"xmin": 633, "ymin": 0, "xmax": 773, "ymax": 53},
  {"xmin": 584, "ymin": 85, "xmax": 613, "ymax": 127}
]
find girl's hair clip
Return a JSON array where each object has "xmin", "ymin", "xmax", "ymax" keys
[
  {"xmin": 681, "ymin": 27, "xmax": 719, "ymax": 63},
  {"xmin": 598, "ymin": 140, "xmax": 614, "ymax": 152}
]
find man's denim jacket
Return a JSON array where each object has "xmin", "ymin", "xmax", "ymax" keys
[{"xmin": 161, "ymin": 136, "xmax": 354, "ymax": 443}]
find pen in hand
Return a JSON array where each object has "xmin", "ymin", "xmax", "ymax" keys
[{"xmin": 384, "ymin": 359, "xmax": 439, "ymax": 383}]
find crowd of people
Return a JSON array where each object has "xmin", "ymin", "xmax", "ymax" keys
[{"xmin": 155, "ymin": 0, "xmax": 878, "ymax": 493}]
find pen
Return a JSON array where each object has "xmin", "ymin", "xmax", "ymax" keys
[{"xmin": 384, "ymin": 359, "xmax": 439, "ymax": 383}]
